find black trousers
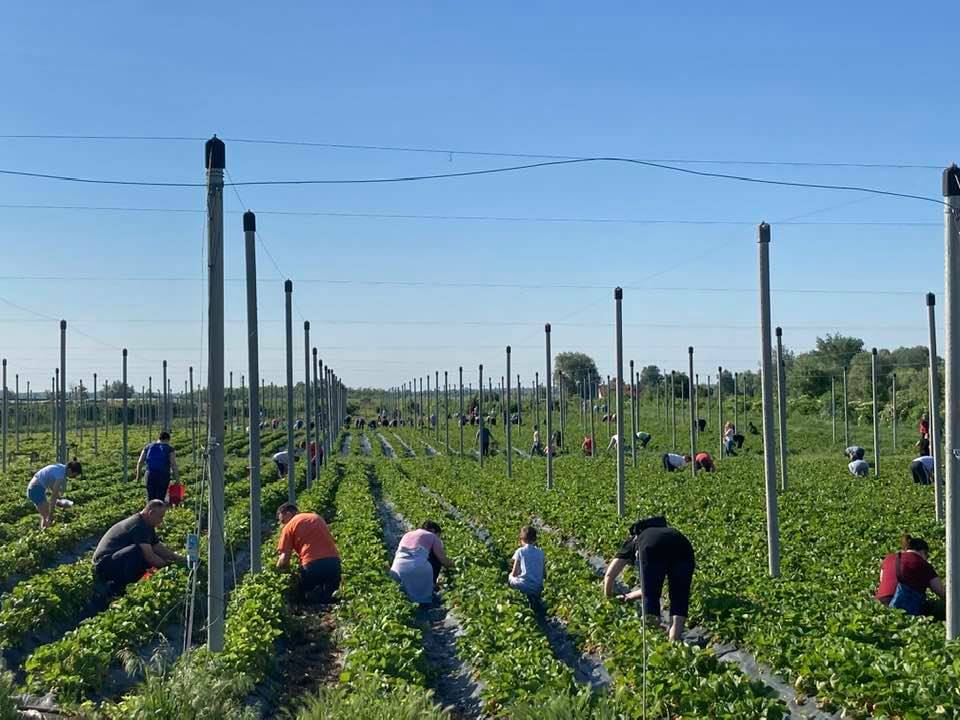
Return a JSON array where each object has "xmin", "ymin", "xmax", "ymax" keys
[
  {"xmin": 94, "ymin": 545, "xmax": 148, "ymax": 595},
  {"xmin": 640, "ymin": 557, "xmax": 695, "ymax": 618},
  {"xmin": 661, "ymin": 454, "xmax": 676, "ymax": 472},
  {"xmin": 146, "ymin": 470, "xmax": 171, "ymax": 502},
  {"xmin": 910, "ymin": 460, "xmax": 931, "ymax": 484}
]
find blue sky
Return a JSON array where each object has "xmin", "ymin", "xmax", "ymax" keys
[{"xmin": 0, "ymin": 2, "xmax": 956, "ymax": 393}]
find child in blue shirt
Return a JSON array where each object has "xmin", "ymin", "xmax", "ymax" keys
[{"xmin": 509, "ymin": 526, "xmax": 545, "ymax": 597}]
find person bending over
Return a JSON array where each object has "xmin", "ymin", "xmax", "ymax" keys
[{"xmin": 276, "ymin": 502, "xmax": 341, "ymax": 603}]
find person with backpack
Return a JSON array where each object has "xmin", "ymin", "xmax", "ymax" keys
[
  {"xmin": 875, "ymin": 535, "xmax": 945, "ymax": 619},
  {"xmin": 135, "ymin": 431, "xmax": 179, "ymax": 503}
]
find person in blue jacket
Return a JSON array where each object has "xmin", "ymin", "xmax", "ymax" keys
[{"xmin": 135, "ymin": 431, "xmax": 179, "ymax": 502}]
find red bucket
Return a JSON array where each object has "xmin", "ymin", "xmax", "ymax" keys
[{"xmin": 168, "ymin": 482, "xmax": 184, "ymax": 506}]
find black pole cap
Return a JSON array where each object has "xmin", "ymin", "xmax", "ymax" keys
[
  {"xmin": 872, "ymin": 347, "xmax": 878, "ymax": 355},
  {"xmin": 284, "ymin": 279, "xmax": 293, "ymax": 293},
  {"xmin": 304, "ymin": 321, "xmax": 310, "ymax": 330},
  {"xmin": 943, "ymin": 164, "xmax": 960, "ymax": 197},
  {"xmin": 123, "ymin": 348, "xmax": 128, "ymax": 356},
  {"xmin": 243, "ymin": 210, "xmax": 256, "ymax": 232},
  {"xmin": 163, "ymin": 360, "xmax": 167, "ymax": 367},
  {"xmin": 506, "ymin": 345, "xmax": 511, "ymax": 354},
  {"xmin": 614, "ymin": 287, "xmax": 623, "ymax": 300},
  {"xmin": 312, "ymin": 347, "xmax": 317, "ymax": 356},
  {"xmin": 757, "ymin": 222, "xmax": 771, "ymax": 242},
  {"xmin": 479, "ymin": 364, "xmax": 483, "ymax": 371},
  {"xmin": 545, "ymin": 323, "xmax": 551, "ymax": 333},
  {"xmin": 205, "ymin": 136, "xmax": 225, "ymax": 170},
  {"xmin": 927, "ymin": 292, "xmax": 936, "ymax": 306},
  {"xmin": 60, "ymin": 319, "xmax": 66, "ymax": 330},
  {"xmin": 775, "ymin": 326, "xmax": 782, "ymax": 336},
  {"xmin": 688, "ymin": 346, "xmax": 694, "ymax": 354}
]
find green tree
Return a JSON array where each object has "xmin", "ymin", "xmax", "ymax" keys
[
  {"xmin": 554, "ymin": 352, "xmax": 600, "ymax": 397},
  {"xmin": 639, "ymin": 365, "xmax": 662, "ymax": 391}
]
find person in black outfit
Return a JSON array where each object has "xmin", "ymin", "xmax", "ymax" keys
[
  {"xmin": 477, "ymin": 426, "xmax": 492, "ymax": 456},
  {"xmin": 603, "ymin": 516, "xmax": 695, "ymax": 642},
  {"xmin": 92, "ymin": 500, "xmax": 185, "ymax": 595}
]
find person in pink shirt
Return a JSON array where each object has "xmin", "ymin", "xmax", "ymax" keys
[{"xmin": 390, "ymin": 521, "xmax": 454, "ymax": 606}]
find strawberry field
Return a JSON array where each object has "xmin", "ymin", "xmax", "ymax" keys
[{"xmin": 0, "ymin": 397, "xmax": 953, "ymax": 719}]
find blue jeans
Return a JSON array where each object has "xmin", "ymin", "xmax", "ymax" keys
[{"xmin": 300, "ymin": 557, "xmax": 342, "ymax": 602}]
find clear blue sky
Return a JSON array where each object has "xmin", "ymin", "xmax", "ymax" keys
[{"xmin": 0, "ymin": 2, "xmax": 956, "ymax": 393}]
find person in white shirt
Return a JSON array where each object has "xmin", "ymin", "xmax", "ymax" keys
[
  {"xmin": 848, "ymin": 459, "xmax": 869, "ymax": 477},
  {"xmin": 606, "ymin": 434, "xmax": 620, "ymax": 452},
  {"xmin": 661, "ymin": 453, "xmax": 690, "ymax": 473},
  {"xmin": 272, "ymin": 448, "xmax": 303, "ymax": 478},
  {"xmin": 509, "ymin": 526, "xmax": 545, "ymax": 598},
  {"xmin": 910, "ymin": 455, "xmax": 935, "ymax": 485}
]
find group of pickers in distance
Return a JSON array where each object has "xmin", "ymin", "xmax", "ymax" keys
[{"xmin": 18, "ymin": 405, "xmax": 947, "ymax": 649}]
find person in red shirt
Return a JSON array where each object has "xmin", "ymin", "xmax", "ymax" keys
[
  {"xmin": 277, "ymin": 502, "xmax": 341, "ymax": 603},
  {"xmin": 875, "ymin": 534, "xmax": 945, "ymax": 619},
  {"xmin": 918, "ymin": 413, "xmax": 930, "ymax": 439},
  {"xmin": 694, "ymin": 452, "xmax": 715, "ymax": 472},
  {"xmin": 582, "ymin": 436, "xmax": 594, "ymax": 456}
]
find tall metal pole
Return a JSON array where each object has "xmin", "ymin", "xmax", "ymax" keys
[
  {"xmin": 717, "ymin": 366, "xmax": 723, "ymax": 457},
  {"xmin": 51, "ymin": 374, "xmax": 56, "ymax": 452},
  {"xmin": 559, "ymin": 374, "xmax": 566, "ymax": 448},
  {"xmin": 162, "ymin": 360, "xmax": 169, "ymax": 430},
  {"xmin": 205, "ymin": 136, "xmax": 226, "ymax": 652},
  {"xmin": 892, "ymin": 373, "xmax": 898, "ymax": 451},
  {"xmin": 148, "ymin": 376, "xmax": 153, "ymax": 439},
  {"xmin": 478, "ymin": 365, "xmax": 484, "ymax": 468},
  {"xmin": 671, "ymin": 370, "xmax": 677, "ymax": 449},
  {"xmin": 758, "ymin": 223, "xmax": 780, "ymax": 577},
  {"xmin": 831, "ymin": 376, "xmax": 837, "ymax": 445},
  {"xmin": 244, "ymin": 210, "xmax": 262, "ymax": 573},
  {"xmin": 14, "ymin": 373, "xmax": 19, "ymax": 452},
  {"xmin": 606, "ymin": 375, "xmax": 612, "ymax": 440},
  {"xmin": 871, "ymin": 348, "xmax": 880, "ymax": 478},
  {"xmin": 629, "ymin": 359, "xmax": 636, "ymax": 466},
  {"xmin": 506, "ymin": 348, "xmax": 513, "ymax": 477},
  {"xmin": 59, "ymin": 320, "xmax": 66, "ymax": 464},
  {"xmin": 688, "ymin": 347, "xmax": 696, "ymax": 479},
  {"xmin": 445, "ymin": 371, "xmax": 450, "ymax": 452},
  {"xmin": 945, "ymin": 164, "xmax": 960, "ymax": 640},
  {"xmin": 545, "ymin": 324, "xmax": 554, "ymax": 490},
  {"xmin": 435, "ymin": 371, "xmax": 440, "ymax": 443},
  {"xmin": 535, "ymin": 371, "xmax": 540, "ymax": 428},
  {"xmin": 92, "ymin": 373, "xmax": 98, "ymax": 454},
  {"xmin": 589, "ymin": 376, "xmax": 596, "ymax": 457},
  {"xmin": 614, "ymin": 289, "xmax": 626, "ymax": 515},
  {"xmin": 776, "ymin": 328, "xmax": 788, "ymax": 491},
  {"xmin": 228, "ymin": 370, "xmax": 234, "ymax": 434},
  {"xmin": 929, "ymin": 293, "xmax": 944, "ymax": 522},
  {"xmin": 1, "ymin": 360, "xmax": 6, "ymax": 473},
  {"xmin": 303, "ymin": 321, "xmax": 312, "ymax": 488},
  {"xmin": 458, "ymin": 366, "xmax": 464, "ymax": 458},
  {"xmin": 122, "ymin": 349, "xmax": 128, "ymax": 481},
  {"xmin": 734, "ymin": 372, "xmax": 740, "ymax": 432},
  {"xmin": 189, "ymin": 366, "xmax": 196, "ymax": 467},
  {"xmin": 284, "ymin": 279, "xmax": 296, "ymax": 502},
  {"xmin": 843, "ymin": 366, "xmax": 850, "ymax": 447},
  {"xmin": 313, "ymin": 350, "xmax": 321, "ymax": 467},
  {"xmin": 516, "ymin": 373, "xmax": 522, "ymax": 426}
]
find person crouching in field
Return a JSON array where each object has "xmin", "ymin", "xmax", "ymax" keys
[
  {"xmin": 390, "ymin": 521, "xmax": 454, "ymax": 607},
  {"xmin": 848, "ymin": 458, "xmax": 870, "ymax": 477},
  {"xmin": 604, "ymin": 516, "xmax": 695, "ymax": 642},
  {"xmin": 661, "ymin": 453, "xmax": 690, "ymax": 472},
  {"xmin": 276, "ymin": 502, "xmax": 341, "ymax": 603},
  {"xmin": 876, "ymin": 534, "xmax": 944, "ymax": 619},
  {"xmin": 694, "ymin": 452, "xmax": 715, "ymax": 472},
  {"xmin": 910, "ymin": 455, "xmax": 934, "ymax": 484},
  {"xmin": 27, "ymin": 458, "xmax": 82, "ymax": 529},
  {"xmin": 509, "ymin": 526, "xmax": 545, "ymax": 609}
]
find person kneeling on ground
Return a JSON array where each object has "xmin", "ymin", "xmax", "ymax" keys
[
  {"xmin": 93, "ymin": 500, "xmax": 184, "ymax": 596},
  {"xmin": 694, "ymin": 451, "xmax": 715, "ymax": 472},
  {"xmin": 277, "ymin": 502, "xmax": 341, "ymax": 603},
  {"xmin": 390, "ymin": 521, "xmax": 454, "ymax": 607},
  {"xmin": 604, "ymin": 516, "xmax": 695, "ymax": 642},
  {"xmin": 848, "ymin": 458, "xmax": 870, "ymax": 477},
  {"xmin": 875, "ymin": 534, "xmax": 945, "ymax": 619},
  {"xmin": 845, "ymin": 445, "xmax": 866, "ymax": 461},
  {"xmin": 910, "ymin": 455, "xmax": 935, "ymax": 484},
  {"xmin": 661, "ymin": 452, "xmax": 690, "ymax": 472},
  {"xmin": 635, "ymin": 431, "xmax": 652, "ymax": 449},
  {"xmin": 509, "ymin": 526, "xmax": 546, "ymax": 608}
]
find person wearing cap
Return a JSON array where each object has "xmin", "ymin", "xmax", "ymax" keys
[
  {"xmin": 93, "ymin": 500, "xmax": 184, "ymax": 595},
  {"xmin": 27, "ymin": 458, "xmax": 82, "ymax": 529},
  {"xmin": 603, "ymin": 516, "xmax": 695, "ymax": 642},
  {"xmin": 136, "ymin": 431, "xmax": 179, "ymax": 503}
]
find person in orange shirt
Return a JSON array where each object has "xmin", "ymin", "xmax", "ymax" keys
[{"xmin": 276, "ymin": 502, "xmax": 341, "ymax": 603}]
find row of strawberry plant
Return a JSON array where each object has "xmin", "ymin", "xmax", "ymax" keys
[{"xmin": 377, "ymin": 460, "xmax": 585, "ymax": 716}]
